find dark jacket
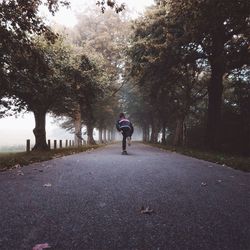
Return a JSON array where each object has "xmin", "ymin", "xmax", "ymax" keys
[{"xmin": 116, "ymin": 118, "xmax": 134, "ymax": 135}]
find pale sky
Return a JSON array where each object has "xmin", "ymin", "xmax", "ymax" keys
[
  {"xmin": 44, "ymin": 0, "xmax": 155, "ymax": 27},
  {"xmin": 0, "ymin": 0, "xmax": 154, "ymax": 149},
  {"xmin": 0, "ymin": 113, "xmax": 74, "ymax": 147}
]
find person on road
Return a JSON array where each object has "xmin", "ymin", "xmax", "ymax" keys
[{"xmin": 116, "ymin": 113, "xmax": 134, "ymax": 155}]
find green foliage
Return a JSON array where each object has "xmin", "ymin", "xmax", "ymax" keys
[
  {"xmin": 125, "ymin": 0, "xmax": 250, "ymax": 154},
  {"xmin": 96, "ymin": 0, "xmax": 125, "ymax": 13},
  {"xmin": 0, "ymin": 0, "xmax": 69, "ymax": 99}
]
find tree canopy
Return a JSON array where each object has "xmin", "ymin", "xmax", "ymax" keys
[{"xmin": 0, "ymin": 0, "xmax": 249, "ymax": 155}]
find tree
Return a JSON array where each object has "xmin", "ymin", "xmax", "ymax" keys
[
  {"xmin": 96, "ymin": 0, "xmax": 125, "ymax": 13},
  {"xmin": 7, "ymin": 36, "xmax": 71, "ymax": 150},
  {"xmin": 167, "ymin": 0, "xmax": 250, "ymax": 148},
  {"xmin": 0, "ymin": 0, "xmax": 69, "ymax": 101},
  {"xmin": 126, "ymin": 3, "xmax": 209, "ymax": 145},
  {"xmin": 59, "ymin": 8, "xmax": 130, "ymax": 142}
]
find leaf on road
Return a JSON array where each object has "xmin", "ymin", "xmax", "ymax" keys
[
  {"xmin": 32, "ymin": 243, "xmax": 51, "ymax": 250},
  {"xmin": 43, "ymin": 183, "xmax": 52, "ymax": 187},
  {"xmin": 217, "ymin": 179, "xmax": 222, "ymax": 183},
  {"xmin": 10, "ymin": 164, "xmax": 21, "ymax": 170},
  {"xmin": 140, "ymin": 206, "xmax": 154, "ymax": 215},
  {"xmin": 17, "ymin": 170, "xmax": 24, "ymax": 176},
  {"xmin": 201, "ymin": 182, "xmax": 207, "ymax": 187}
]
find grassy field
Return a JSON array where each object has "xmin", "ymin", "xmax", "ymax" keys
[
  {"xmin": 148, "ymin": 143, "xmax": 250, "ymax": 172},
  {"xmin": 0, "ymin": 145, "xmax": 103, "ymax": 172}
]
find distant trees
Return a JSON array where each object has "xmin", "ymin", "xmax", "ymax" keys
[
  {"xmin": 58, "ymin": 8, "xmax": 129, "ymax": 144},
  {"xmin": 125, "ymin": 1, "xmax": 250, "ymax": 154}
]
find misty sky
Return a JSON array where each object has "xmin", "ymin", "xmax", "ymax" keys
[
  {"xmin": 0, "ymin": 0, "xmax": 154, "ymax": 147},
  {"xmin": 43, "ymin": 0, "xmax": 155, "ymax": 27}
]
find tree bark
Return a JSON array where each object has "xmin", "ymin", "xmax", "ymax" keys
[
  {"xmin": 108, "ymin": 130, "xmax": 112, "ymax": 141},
  {"xmin": 32, "ymin": 109, "xmax": 49, "ymax": 151},
  {"xmin": 146, "ymin": 125, "xmax": 150, "ymax": 142},
  {"xmin": 111, "ymin": 129, "xmax": 115, "ymax": 141},
  {"xmin": 99, "ymin": 128, "xmax": 103, "ymax": 143},
  {"xmin": 161, "ymin": 122, "xmax": 166, "ymax": 144},
  {"xmin": 87, "ymin": 123, "xmax": 96, "ymax": 145},
  {"xmin": 143, "ymin": 124, "xmax": 150, "ymax": 142},
  {"xmin": 150, "ymin": 120, "xmax": 159, "ymax": 143},
  {"xmin": 142, "ymin": 125, "xmax": 147, "ymax": 142},
  {"xmin": 173, "ymin": 118, "xmax": 184, "ymax": 146},
  {"xmin": 74, "ymin": 106, "xmax": 82, "ymax": 147},
  {"xmin": 103, "ymin": 128, "xmax": 107, "ymax": 143},
  {"xmin": 206, "ymin": 61, "xmax": 224, "ymax": 149}
]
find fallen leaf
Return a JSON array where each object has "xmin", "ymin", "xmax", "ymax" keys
[
  {"xmin": 43, "ymin": 183, "xmax": 52, "ymax": 187},
  {"xmin": 32, "ymin": 243, "xmax": 51, "ymax": 250},
  {"xmin": 140, "ymin": 206, "xmax": 154, "ymax": 215},
  {"xmin": 10, "ymin": 164, "xmax": 21, "ymax": 170},
  {"xmin": 201, "ymin": 182, "xmax": 207, "ymax": 187},
  {"xmin": 39, "ymin": 170, "xmax": 43, "ymax": 172},
  {"xmin": 17, "ymin": 170, "xmax": 24, "ymax": 176},
  {"xmin": 217, "ymin": 180, "xmax": 222, "ymax": 183}
]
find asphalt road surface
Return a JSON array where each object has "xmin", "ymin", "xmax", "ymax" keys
[{"xmin": 0, "ymin": 143, "xmax": 249, "ymax": 250}]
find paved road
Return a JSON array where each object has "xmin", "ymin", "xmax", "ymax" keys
[{"xmin": 0, "ymin": 143, "xmax": 249, "ymax": 250}]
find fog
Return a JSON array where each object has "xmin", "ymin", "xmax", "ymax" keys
[
  {"xmin": 0, "ymin": 113, "xmax": 142, "ymax": 151},
  {"xmin": 0, "ymin": 113, "xmax": 74, "ymax": 148},
  {"xmin": 41, "ymin": 0, "xmax": 155, "ymax": 28}
]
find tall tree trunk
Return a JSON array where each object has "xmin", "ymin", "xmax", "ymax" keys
[
  {"xmin": 143, "ymin": 124, "xmax": 150, "ymax": 142},
  {"xmin": 183, "ymin": 122, "xmax": 187, "ymax": 146},
  {"xmin": 87, "ymin": 123, "xmax": 96, "ymax": 145},
  {"xmin": 111, "ymin": 129, "xmax": 115, "ymax": 141},
  {"xmin": 103, "ymin": 128, "xmax": 107, "ymax": 143},
  {"xmin": 108, "ymin": 130, "xmax": 112, "ymax": 141},
  {"xmin": 74, "ymin": 106, "xmax": 82, "ymax": 147},
  {"xmin": 99, "ymin": 127, "xmax": 103, "ymax": 143},
  {"xmin": 161, "ymin": 122, "xmax": 166, "ymax": 144},
  {"xmin": 142, "ymin": 125, "xmax": 147, "ymax": 142},
  {"xmin": 206, "ymin": 61, "xmax": 224, "ymax": 149},
  {"xmin": 150, "ymin": 120, "xmax": 159, "ymax": 143},
  {"xmin": 173, "ymin": 118, "xmax": 184, "ymax": 146},
  {"xmin": 32, "ymin": 109, "xmax": 49, "ymax": 151},
  {"xmin": 146, "ymin": 125, "xmax": 150, "ymax": 142}
]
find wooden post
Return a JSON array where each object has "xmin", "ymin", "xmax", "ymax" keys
[
  {"xmin": 54, "ymin": 140, "xmax": 57, "ymax": 149},
  {"xmin": 48, "ymin": 140, "xmax": 51, "ymax": 149},
  {"xmin": 59, "ymin": 140, "xmax": 62, "ymax": 148},
  {"xmin": 66, "ymin": 140, "xmax": 68, "ymax": 148},
  {"xmin": 69, "ymin": 140, "xmax": 72, "ymax": 147},
  {"xmin": 26, "ymin": 139, "xmax": 30, "ymax": 152}
]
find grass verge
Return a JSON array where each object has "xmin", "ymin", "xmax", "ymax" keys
[
  {"xmin": 0, "ymin": 144, "xmax": 103, "ymax": 172},
  {"xmin": 147, "ymin": 143, "xmax": 250, "ymax": 172}
]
